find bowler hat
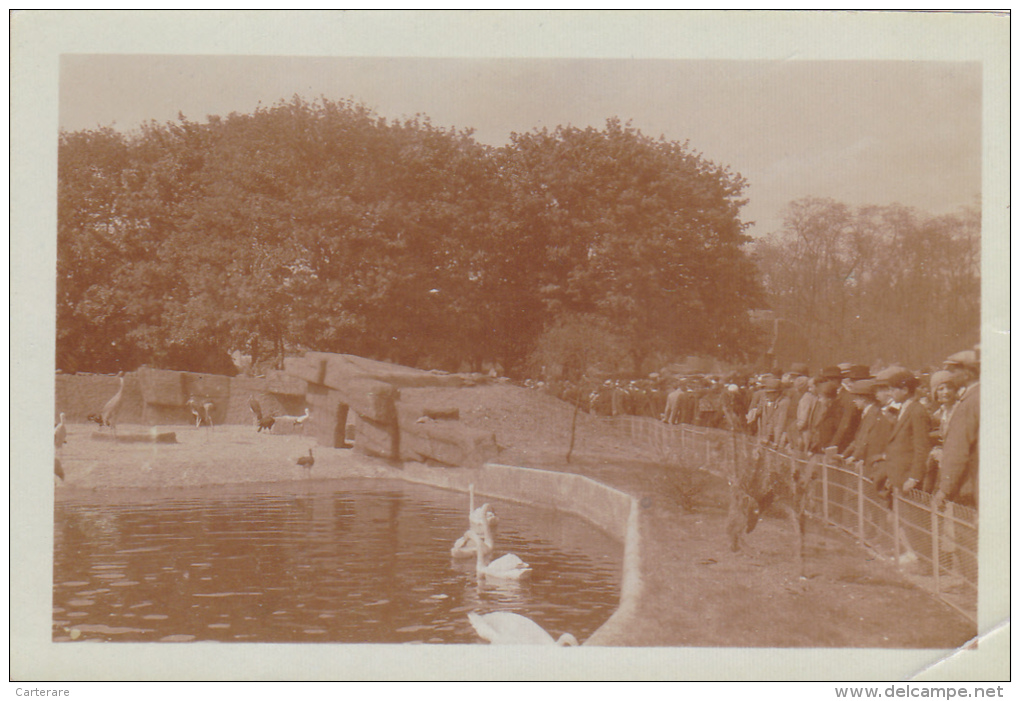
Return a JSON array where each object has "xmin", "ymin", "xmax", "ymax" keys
[
  {"xmin": 848, "ymin": 379, "xmax": 877, "ymax": 396},
  {"xmin": 878, "ymin": 369, "xmax": 916, "ymax": 390},
  {"xmin": 817, "ymin": 366, "xmax": 843, "ymax": 381},
  {"xmin": 788, "ymin": 362, "xmax": 810, "ymax": 377},
  {"xmin": 846, "ymin": 364, "xmax": 872, "ymax": 380}
]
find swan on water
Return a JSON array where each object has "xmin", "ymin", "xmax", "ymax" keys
[
  {"xmin": 467, "ymin": 611, "xmax": 578, "ymax": 646},
  {"xmin": 451, "ymin": 503, "xmax": 498, "ymax": 558},
  {"xmin": 451, "ymin": 484, "xmax": 498, "ymax": 558},
  {"xmin": 466, "ymin": 529, "xmax": 531, "ymax": 580}
]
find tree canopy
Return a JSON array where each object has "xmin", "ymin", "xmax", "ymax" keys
[
  {"xmin": 753, "ymin": 197, "xmax": 980, "ymax": 369},
  {"xmin": 57, "ymin": 97, "xmax": 762, "ymax": 376}
]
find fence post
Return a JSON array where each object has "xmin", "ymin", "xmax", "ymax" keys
[
  {"xmin": 856, "ymin": 460, "xmax": 865, "ymax": 542},
  {"xmin": 892, "ymin": 489, "xmax": 902, "ymax": 566},
  {"xmin": 821, "ymin": 447, "xmax": 836, "ymax": 523},
  {"xmin": 930, "ymin": 497, "xmax": 941, "ymax": 595}
]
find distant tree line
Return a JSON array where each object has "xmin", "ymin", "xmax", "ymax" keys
[
  {"xmin": 753, "ymin": 197, "xmax": 980, "ymax": 370},
  {"xmin": 57, "ymin": 97, "xmax": 764, "ymax": 376}
]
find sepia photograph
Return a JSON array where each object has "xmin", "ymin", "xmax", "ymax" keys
[{"xmin": 11, "ymin": 10, "xmax": 1010, "ymax": 683}]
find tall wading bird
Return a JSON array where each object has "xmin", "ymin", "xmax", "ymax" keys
[
  {"xmin": 200, "ymin": 400, "xmax": 215, "ymax": 429},
  {"xmin": 186, "ymin": 396, "xmax": 202, "ymax": 428},
  {"xmin": 101, "ymin": 372, "xmax": 126, "ymax": 435},
  {"xmin": 54, "ymin": 412, "xmax": 67, "ymax": 448},
  {"xmin": 467, "ymin": 612, "xmax": 578, "ymax": 646}
]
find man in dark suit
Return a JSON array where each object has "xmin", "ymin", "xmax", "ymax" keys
[
  {"xmin": 831, "ymin": 364, "xmax": 872, "ymax": 453},
  {"xmin": 845, "ymin": 379, "xmax": 893, "ymax": 477},
  {"xmin": 807, "ymin": 366, "xmax": 844, "ymax": 453},
  {"xmin": 871, "ymin": 368, "xmax": 932, "ymax": 498}
]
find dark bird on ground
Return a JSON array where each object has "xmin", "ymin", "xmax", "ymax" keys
[
  {"xmin": 55, "ymin": 412, "xmax": 67, "ymax": 448},
  {"xmin": 54, "ymin": 457, "xmax": 65, "ymax": 481},
  {"xmin": 101, "ymin": 372, "xmax": 126, "ymax": 434},
  {"xmin": 249, "ymin": 395, "xmax": 275, "ymax": 432},
  {"xmin": 86, "ymin": 413, "xmax": 105, "ymax": 427},
  {"xmin": 296, "ymin": 448, "xmax": 315, "ymax": 471}
]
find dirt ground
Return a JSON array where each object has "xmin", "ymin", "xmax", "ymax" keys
[{"xmin": 54, "ymin": 381, "xmax": 977, "ymax": 649}]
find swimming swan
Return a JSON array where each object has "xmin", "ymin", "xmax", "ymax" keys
[
  {"xmin": 451, "ymin": 503, "xmax": 498, "ymax": 558},
  {"xmin": 467, "ymin": 611, "xmax": 578, "ymax": 646},
  {"xmin": 467, "ymin": 530, "xmax": 531, "ymax": 580},
  {"xmin": 451, "ymin": 484, "xmax": 498, "ymax": 558}
]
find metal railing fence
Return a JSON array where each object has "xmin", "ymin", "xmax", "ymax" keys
[{"xmin": 599, "ymin": 416, "xmax": 977, "ymax": 624}]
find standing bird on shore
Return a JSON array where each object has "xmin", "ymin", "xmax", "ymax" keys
[
  {"xmin": 200, "ymin": 400, "xmax": 215, "ymax": 429},
  {"xmin": 186, "ymin": 396, "xmax": 202, "ymax": 428},
  {"xmin": 101, "ymin": 372, "xmax": 125, "ymax": 435},
  {"xmin": 54, "ymin": 412, "xmax": 67, "ymax": 448},
  {"xmin": 296, "ymin": 448, "xmax": 315, "ymax": 473},
  {"xmin": 249, "ymin": 396, "xmax": 276, "ymax": 432}
]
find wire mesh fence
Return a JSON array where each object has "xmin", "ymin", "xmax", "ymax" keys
[{"xmin": 596, "ymin": 415, "xmax": 977, "ymax": 624}]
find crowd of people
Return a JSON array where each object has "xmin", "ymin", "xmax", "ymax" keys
[
  {"xmin": 732, "ymin": 350, "xmax": 980, "ymax": 509},
  {"xmin": 521, "ymin": 347, "xmax": 980, "ymax": 510}
]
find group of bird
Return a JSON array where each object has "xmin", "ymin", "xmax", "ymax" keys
[
  {"xmin": 186, "ymin": 396, "xmax": 216, "ymax": 429},
  {"xmin": 249, "ymin": 396, "xmax": 316, "ymax": 475},
  {"xmin": 453, "ymin": 485, "xmax": 579, "ymax": 646}
]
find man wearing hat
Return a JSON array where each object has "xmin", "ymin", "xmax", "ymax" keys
[
  {"xmin": 777, "ymin": 364, "xmax": 810, "ymax": 450},
  {"xmin": 870, "ymin": 368, "xmax": 931, "ymax": 499},
  {"xmin": 831, "ymin": 364, "xmax": 873, "ymax": 453},
  {"xmin": 752, "ymin": 376, "xmax": 784, "ymax": 444},
  {"xmin": 845, "ymin": 378, "xmax": 893, "ymax": 474},
  {"xmin": 806, "ymin": 366, "xmax": 845, "ymax": 453},
  {"xmin": 936, "ymin": 350, "xmax": 980, "ymax": 508}
]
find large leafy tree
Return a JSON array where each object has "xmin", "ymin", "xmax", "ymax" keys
[
  {"xmin": 58, "ymin": 107, "xmax": 764, "ymax": 376},
  {"xmin": 489, "ymin": 119, "xmax": 763, "ymax": 374}
]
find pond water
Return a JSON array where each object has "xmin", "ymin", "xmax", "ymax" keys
[{"xmin": 53, "ymin": 479, "xmax": 623, "ymax": 644}]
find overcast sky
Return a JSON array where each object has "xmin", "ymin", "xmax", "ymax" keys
[{"xmin": 59, "ymin": 48, "xmax": 981, "ymax": 240}]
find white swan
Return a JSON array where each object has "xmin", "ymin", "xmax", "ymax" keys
[
  {"xmin": 451, "ymin": 485, "xmax": 498, "ymax": 558},
  {"xmin": 451, "ymin": 503, "xmax": 498, "ymax": 558},
  {"xmin": 467, "ymin": 529, "xmax": 531, "ymax": 580},
  {"xmin": 468, "ymin": 611, "xmax": 578, "ymax": 646}
]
